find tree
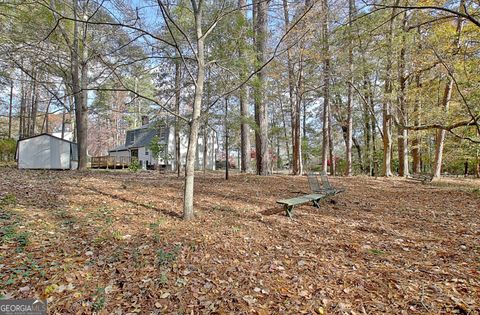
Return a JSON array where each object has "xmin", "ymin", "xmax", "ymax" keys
[
  {"xmin": 238, "ymin": 0, "xmax": 251, "ymax": 173},
  {"xmin": 433, "ymin": 0, "xmax": 466, "ymax": 179},
  {"xmin": 253, "ymin": 0, "xmax": 270, "ymax": 176}
]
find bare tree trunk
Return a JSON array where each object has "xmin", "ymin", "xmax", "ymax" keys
[
  {"xmin": 183, "ymin": 1, "xmax": 206, "ymax": 220},
  {"xmin": 362, "ymin": 74, "xmax": 372, "ymax": 174},
  {"xmin": 26, "ymin": 77, "xmax": 33, "ymax": 137},
  {"xmin": 382, "ymin": 3, "xmax": 397, "ymax": 177},
  {"xmin": 278, "ymin": 98, "xmax": 290, "ymax": 164},
  {"xmin": 30, "ymin": 73, "xmax": 39, "ymax": 136},
  {"xmin": 412, "ymin": 73, "xmax": 422, "ymax": 174},
  {"xmin": 371, "ymin": 89, "xmax": 377, "ymax": 175},
  {"xmin": 345, "ymin": 0, "xmax": 354, "ymax": 176},
  {"xmin": 397, "ymin": 11, "xmax": 409, "ymax": 177},
  {"xmin": 203, "ymin": 125, "xmax": 208, "ymax": 173},
  {"xmin": 42, "ymin": 97, "xmax": 52, "ymax": 133},
  {"xmin": 328, "ymin": 105, "xmax": 335, "ymax": 175},
  {"xmin": 476, "ymin": 149, "xmax": 480, "ymax": 178},
  {"xmin": 321, "ymin": 0, "xmax": 330, "ymax": 173},
  {"xmin": 8, "ymin": 80, "xmax": 13, "ymax": 139},
  {"xmin": 19, "ymin": 72, "xmax": 26, "ymax": 139},
  {"xmin": 253, "ymin": 0, "xmax": 269, "ymax": 176},
  {"xmin": 70, "ymin": 0, "xmax": 88, "ymax": 170},
  {"xmin": 61, "ymin": 94, "xmax": 66, "ymax": 139},
  {"xmin": 296, "ymin": 60, "xmax": 304, "ymax": 175},
  {"xmin": 239, "ymin": 0, "xmax": 251, "ymax": 173},
  {"xmin": 353, "ymin": 137, "xmax": 363, "ymax": 168},
  {"xmin": 69, "ymin": 93, "xmax": 76, "ymax": 142},
  {"xmin": 174, "ymin": 59, "xmax": 182, "ymax": 177},
  {"xmin": 225, "ymin": 97, "xmax": 229, "ymax": 180},
  {"xmin": 433, "ymin": 0, "xmax": 465, "ymax": 179},
  {"xmin": 282, "ymin": 0, "xmax": 302, "ymax": 175}
]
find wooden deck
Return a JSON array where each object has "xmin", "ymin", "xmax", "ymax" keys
[{"xmin": 90, "ymin": 156, "xmax": 131, "ymax": 169}]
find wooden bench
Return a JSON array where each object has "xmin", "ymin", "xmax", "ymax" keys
[
  {"xmin": 407, "ymin": 173, "xmax": 433, "ymax": 184},
  {"xmin": 277, "ymin": 193, "xmax": 327, "ymax": 218}
]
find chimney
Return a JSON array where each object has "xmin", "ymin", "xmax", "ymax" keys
[{"xmin": 141, "ymin": 116, "xmax": 149, "ymax": 126}]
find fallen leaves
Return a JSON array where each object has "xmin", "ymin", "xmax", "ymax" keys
[{"xmin": 0, "ymin": 169, "xmax": 479, "ymax": 313}]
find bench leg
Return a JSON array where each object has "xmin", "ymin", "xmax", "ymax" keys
[
  {"xmin": 284, "ymin": 205, "xmax": 293, "ymax": 217},
  {"xmin": 312, "ymin": 199, "xmax": 320, "ymax": 208}
]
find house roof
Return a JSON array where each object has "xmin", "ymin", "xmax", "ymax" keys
[
  {"xmin": 127, "ymin": 127, "xmax": 158, "ymax": 149},
  {"xmin": 108, "ymin": 145, "xmax": 128, "ymax": 152},
  {"xmin": 109, "ymin": 122, "xmax": 167, "ymax": 152}
]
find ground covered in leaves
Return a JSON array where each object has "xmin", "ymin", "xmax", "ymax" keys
[{"xmin": 0, "ymin": 168, "xmax": 479, "ymax": 314}]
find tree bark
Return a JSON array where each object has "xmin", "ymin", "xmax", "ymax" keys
[
  {"xmin": 433, "ymin": 0, "xmax": 465, "ymax": 179},
  {"xmin": 239, "ymin": 0, "xmax": 251, "ymax": 173},
  {"xmin": 8, "ymin": 80, "xmax": 13, "ymax": 139},
  {"xmin": 362, "ymin": 73, "xmax": 372, "ymax": 174},
  {"xmin": 345, "ymin": 0, "xmax": 354, "ymax": 176},
  {"xmin": 26, "ymin": 77, "xmax": 33, "ymax": 137},
  {"xmin": 225, "ymin": 97, "xmax": 229, "ymax": 180},
  {"xmin": 71, "ymin": 0, "xmax": 88, "ymax": 170},
  {"xmin": 397, "ymin": 11, "xmax": 409, "ymax": 177},
  {"xmin": 321, "ymin": 0, "xmax": 330, "ymax": 173},
  {"xmin": 175, "ymin": 59, "xmax": 182, "ymax": 177},
  {"xmin": 19, "ymin": 72, "xmax": 26, "ymax": 139},
  {"xmin": 30, "ymin": 74, "xmax": 39, "ymax": 136},
  {"xmin": 382, "ymin": 3, "xmax": 397, "ymax": 177},
  {"xmin": 278, "ymin": 98, "xmax": 291, "ymax": 164},
  {"xmin": 412, "ymin": 72, "xmax": 422, "ymax": 174},
  {"xmin": 61, "ymin": 92, "xmax": 66, "ymax": 140},
  {"xmin": 282, "ymin": 0, "xmax": 302, "ymax": 175},
  {"xmin": 183, "ymin": 0, "xmax": 206, "ymax": 220},
  {"xmin": 253, "ymin": 0, "xmax": 269, "ymax": 176},
  {"xmin": 42, "ymin": 97, "xmax": 52, "ymax": 134}
]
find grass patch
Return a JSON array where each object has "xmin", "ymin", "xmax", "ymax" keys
[
  {"xmin": 0, "ymin": 223, "xmax": 29, "ymax": 252},
  {"xmin": 156, "ymin": 245, "xmax": 181, "ymax": 267},
  {"xmin": 92, "ymin": 287, "xmax": 106, "ymax": 311},
  {"xmin": 0, "ymin": 193, "xmax": 17, "ymax": 207}
]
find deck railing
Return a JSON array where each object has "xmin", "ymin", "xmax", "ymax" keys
[{"xmin": 90, "ymin": 156, "xmax": 132, "ymax": 169}]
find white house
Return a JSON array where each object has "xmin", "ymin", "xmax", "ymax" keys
[
  {"xmin": 16, "ymin": 133, "xmax": 78, "ymax": 170},
  {"xmin": 109, "ymin": 118, "xmax": 217, "ymax": 171}
]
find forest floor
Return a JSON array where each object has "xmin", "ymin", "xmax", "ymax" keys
[{"xmin": 0, "ymin": 168, "xmax": 479, "ymax": 314}]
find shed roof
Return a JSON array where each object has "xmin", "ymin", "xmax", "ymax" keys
[{"xmin": 17, "ymin": 133, "xmax": 77, "ymax": 144}]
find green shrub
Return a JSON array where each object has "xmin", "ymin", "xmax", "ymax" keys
[
  {"xmin": 0, "ymin": 139, "xmax": 16, "ymax": 161},
  {"xmin": 128, "ymin": 159, "xmax": 141, "ymax": 172}
]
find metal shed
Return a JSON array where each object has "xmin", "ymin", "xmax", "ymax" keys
[{"xmin": 16, "ymin": 134, "xmax": 78, "ymax": 170}]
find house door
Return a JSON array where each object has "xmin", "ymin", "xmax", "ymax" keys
[
  {"xmin": 131, "ymin": 149, "xmax": 138, "ymax": 162},
  {"xmin": 131, "ymin": 149, "xmax": 138, "ymax": 158},
  {"xmin": 130, "ymin": 149, "xmax": 141, "ymax": 168}
]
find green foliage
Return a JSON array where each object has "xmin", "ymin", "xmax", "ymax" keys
[
  {"xmin": 1, "ymin": 193, "xmax": 17, "ymax": 206},
  {"xmin": 0, "ymin": 223, "xmax": 29, "ymax": 253},
  {"xmin": 0, "ymin": 139, "xmax": 16, "ymax": 161},
  {"xmin": 92, "ymin": 287, "xmax": 106, "ymax": 311},
  {"xmin": 156, "ymin": 245, "xmax": 181, "ymax": 267},
  {"xmin": 370, "ymin": 249, "xmax": 385, "ymax": 255},
  {"xmin": 128, "ymin": 159, "xmax": 141, "ymax": 172},
  {"xmin": 148, "ymin": 135, "xmax": 162, "ymax": 160},
  {"xmin": 149, "ymin": 135, "xmax": 172, "ymax": 165}
]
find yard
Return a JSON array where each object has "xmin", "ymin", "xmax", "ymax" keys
[{"xmin": 0, "ymin": 168, "xmax": 479, "ymax": 314}]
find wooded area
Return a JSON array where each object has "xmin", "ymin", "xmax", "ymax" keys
[{"xmin": 0, "ymin": 0, "xmax": 479, "ymax": 313}]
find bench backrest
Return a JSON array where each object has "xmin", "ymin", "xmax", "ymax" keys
[
  {"xmin": 320, "ymin": 171, "xmax": 333, "ymax": 190},
  {"xmin": 308, "ymin": 172, "xmax": 322, "ymax": 193}
]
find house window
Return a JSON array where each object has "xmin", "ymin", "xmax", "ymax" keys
[{"xmin": 145, "ymin": 150, "xmax": 149, "ymax": 155}]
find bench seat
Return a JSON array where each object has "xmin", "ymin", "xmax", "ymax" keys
[
  {"xmin": 276, "ymin": 193, "xmax": 326, "ymax": 217},
  {"xmin": 407, "ymin": 174, "xmax": 433, "ymax": 184}
]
